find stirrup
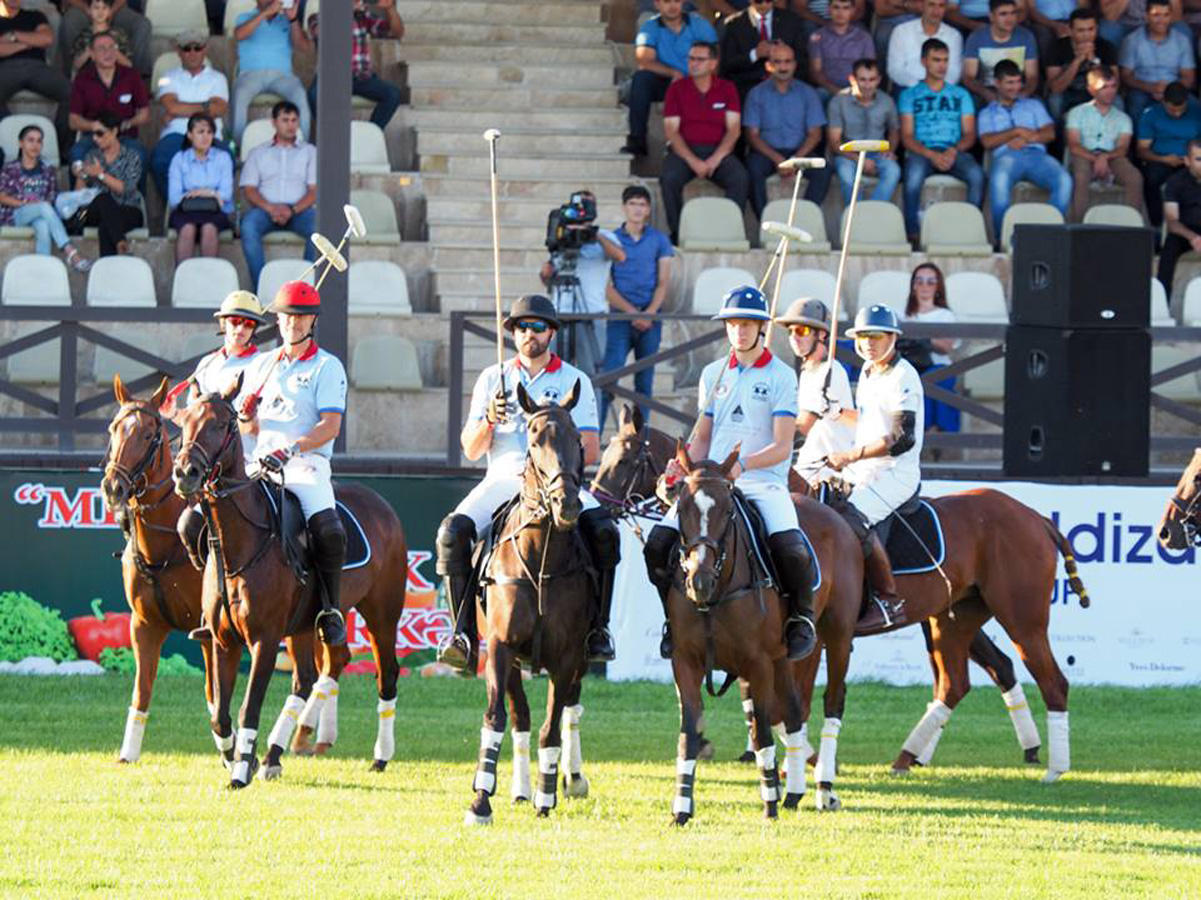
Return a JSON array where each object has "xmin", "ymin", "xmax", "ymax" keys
[
  {"xmin": 315, "ymin": 607, "xmax": 347, "ymax": 646},
  {"xmin": 785, "ymin": 615, "xmax": 817, "ymax": 662},
  {"xmin": 437, "ymin": 633, "xmax": 473, "ymax": 671},
  {"xmin": 586, "ymin": 627, "xmax": 616, "ymax": 663},
  {"xmin": 659, "ymin": 623, "xmax": 673, "ymax": 660},
  {"xmin": 188, "ymin": 623, "xmax": 212, "ymax": 642}
]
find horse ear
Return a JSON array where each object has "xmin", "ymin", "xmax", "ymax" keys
[
  {"xmin": 113, "ymin": 373, "xmax": 128, "ymax": 404},
  {"xmin": 517, "ymin": 381, "xmax": 538, "ymax": 415},
  {"xmin": 562, "ymin": 378, "xmax": 581, "ymax": 411},
  {"xmin": 675, "ymin": 438, "xmax": 692, "ymax": 472},
  {"xmin": 149, "ymin": 376, "xmax": 169, "ymax": 410},
  {"xmin": 618, "ymin": 404, "xmax": 633, "ymax": 431},
  {"xmin": 719, "ymin": 442, "xmax": 741, "ymax": 476},
  {"xmin": 222, "ymin": 371, "xmax": 244, "ymax": 402},
  {"xmin": 630, "ymin": 403, "xmax": 644, "ymax": 433}
]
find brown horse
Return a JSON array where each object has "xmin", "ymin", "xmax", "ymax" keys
[
  {"xmin": 172, "ymin": 376, "xmax": 408, "ymax": 788},
  {"xmin": 464, "ymin": 381, "xmax": 596, "ymax": 825},
  {"xmin": 594, "ymin": 405, "xmax": 1087, "ymax": 781},
  {"xmin": 101, "ymin": 375, "xmax": 213, "ymax": 763},
  {"xmin": 667, "ymin": 444, "xmax": 861, "ymax": 823},
  {"xmin": 1158, "ymin": 448, "xmax": 1201, "ymax": 551}
]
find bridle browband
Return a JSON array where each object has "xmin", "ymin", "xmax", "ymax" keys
[
  {"xmin": 1167, "ymin": 470, "xmax": 1201, "ymax": 546},
  {"xmin": 590, "ymin": 425, "xmax": 665, "ymax": 514},
  {"xmin": 520, "ymin": 407, "xmax": 582, "ymax": 521},
  {"xmin": 104, "ymin": 402, "xmax": 171, "ymax": 505}
]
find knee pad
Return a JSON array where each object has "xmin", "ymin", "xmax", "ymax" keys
[
  {"xmin": 643, "ymin": 525, "xmax": 679, "ymax": 591},
  {"xmin": 308, "ymin": 509, "xmax": 346, "ymax": 560},
  {"xmin": 436, "ymin": 513, "xmax": 476, "ymax": 576},
  {"xmin": 177, "ymin": 506, "xmax": 204, "ymax": 546},
  {"xmin": 579, "ymin": 508, "xmax": 621, "ymax": 569}
]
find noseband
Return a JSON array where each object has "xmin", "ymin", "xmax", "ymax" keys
[
  {"xmin": 678, "ymin": 475, "xmax": 736, "ymax": 609},
  {"xmin": 104, "ymin": 403, "xmax": 168, "ymax": 502}
]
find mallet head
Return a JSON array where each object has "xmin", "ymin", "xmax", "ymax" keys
[
  {"xmin": 483, "ymin": 128, "xmax": 502, "ymax": 142},
  {"xmin": 839, "ymin": 139, "xmax": 891, "ymax": 153},
  {"xmin": 343, "ymin": 204, "xmax": 366, "ymax": 239},
  {"xmin": 777, "ymin": 157, "xmax": 827, "ymax": 172},
  {"xmin": 761, "ymin": 220, "xmax": 814, "ymax": 244},
  {"xmin": 311, "ymin": 232, "xmax": 348, "ymax": 273}
]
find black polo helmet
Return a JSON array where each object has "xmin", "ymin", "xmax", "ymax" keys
[{"xmin": 502, "ymin": 294, "xmax": 561, "ymax": 331}]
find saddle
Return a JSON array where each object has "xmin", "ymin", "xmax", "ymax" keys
[
  {"xmin": 257, "ymin": 480, "xmax": 372, "ymax": 582},
  {"xmin": 731, "ymin": 489, "xmax": 822, "ymax": 594},
  {"xmin": 817, "ymin": 482, "xmax": 944, "ymax": 575}
]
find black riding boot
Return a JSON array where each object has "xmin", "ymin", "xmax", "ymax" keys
[
  {"xmin": 580, "ymin": 507, "xmax": 620, "ymax": 662},
  {"xmin": 435, "ymin": 513, "xmax": 478, "ymax": 671},
  {"xmin": 177, "ymin": 506, "xmax": 211, "ymax": 641},
  {"xmin": 768, "ymin": 530, "xmax": 818, "ymax": 661},
  {"xmin": 839, "ymin": 505, "xmax": 906, "ymax": 634},
  {"xmin": 644, "ymin": 524, "xmax": 679, "ymax": 659},
  {"xmin": 308, "ymin": 509, "xmax": 348, "ymax": 646}
]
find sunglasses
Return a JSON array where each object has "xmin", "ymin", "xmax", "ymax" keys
[
  {"xmin": 180, "ymin": 44, "xmax": 206, "ymax": 52},
  {"xmin": 913, "ymin": 275, "xmax": 939, "ymax": 285},
  {"xmin": 855, "ymin": 331, "xmax": 889, "ymax": 340},
  {"xmin": 224, "ymin": 316, "xmax": 257, "ymax": 329},
  {"xmin": 514, "ymin": 320, "xmax": 550, "ymax": 333},
  {"xmin": 788, "ymin": 325, "xmax": 816, "ymax": 337}
]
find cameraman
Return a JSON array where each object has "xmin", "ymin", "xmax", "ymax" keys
[{"xmin": 539, "ymin": 189, "xmax": 625, "ymax": 376}]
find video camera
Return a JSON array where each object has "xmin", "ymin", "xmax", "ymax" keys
[{"xmin": 545, "ymin": 191, "xmax": 598, "ymax": 254}]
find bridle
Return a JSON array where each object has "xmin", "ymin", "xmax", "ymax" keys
[
  {"xmin": 590, "ymin": 426, "xmax": 664, "ymax": 515},
  {"xmin": 519, "ymin": 408, "xmax": 582, "ymax": 522},
  {"xmin": 1166, "ymin": 471, "xmax": 1201, "ymax": 546},
  {"xmin": 177, "ymin": 394, "xmax": 250, "ymax": 497},
  {"xmin": 104, "ymin": 402, "xmax": 171, "ymax": 508},
  {"xmin": 677, "ymin": 473, "xmax": 737, "ymax": 612}
]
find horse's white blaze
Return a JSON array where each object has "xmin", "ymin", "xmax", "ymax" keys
[{"xmin": 688, "ymin": 487, "xmax": 717, "ymax": 573}]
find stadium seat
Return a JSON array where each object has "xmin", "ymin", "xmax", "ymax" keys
[
  {"xmin": 257, "ymin": 258, "xmax": 313, "ymax": 308},
  {"xmin": 1082, "ymin": 204, "xmax": 1145, "ymax": 228},
  {"xmin": 920, "ymin": 202, "xmax": 992, "ymax": 256},
  {"xmin": 779, "ymin": 268, "xmax": 839, "ymax": 313},
  {"xmin": 350, "ymin": 189, "xmax": 401, "ymax": 244},
  {"xmin": 92, "ymin": 328, "xmax": 159, "ymax": 384},
  {"xmin": 1150, "ymin": 277, "xmax": 1175, "ymax": 325},
  {"xmin": 350, "ymin": 121, "xmax": 391, "ymax": 174},
  {"xmin": 760, "ymin": 199, "xmax": 832, "ymax": 253},
  {"xmin": 240, "ymin": 119, "xmax": 274, "ymax": 161},
  {"xmin": 171, "ymin": 258, "xmax": 241, "ymax": 309},
  {"xmin": 945, "ymin": 271, "xmax": 1008, "ymax": 322},
  {"xmin": 86, "ymin": 257, "xmax": 156, "ymax": 307},
  {"xmin": 351, "ymin": 335, "xmax": 423, "ymax": 390},
  {"xmin": 5, "ymin": 324, "xmax": 60, "ymax": 384},
  {"xmin": 1, "ymin": 254, "xmax": 71, "ymax": 305},
  {"xmin": 1000, "ymin": 203, "xmax": 1064, "ymax": 251},
  {"xmin": 348, "ymin": 260, "xmax": 411, "ymax": 315},
  {"xmin": 144, "ymin": 0, "xmax": 208, "ymax": 36},
  {"xmin": 856, "ymin": 270, "xmax": 910, "ymax": 317},
  {"xmin": 1151, "ymin": 344, "xmax": 1201, "ymax": 401},
  {"xmin": 1181, "ymin": 277, "xmax": 1201, "ymax": 325},
  {"xmin": 678, "ymin": 198, "xmax": 751, "ymax": 252},
  {"xmin": 0, "ymin": 113, "xmax": 60, "ymax": 167},
  {"xmin": 839, "ymin": 201, "xmax": 910, "ymax": 255},
  {"xmin": 691, "ymin": 266, "xmax": 756, "ymax": 315}
]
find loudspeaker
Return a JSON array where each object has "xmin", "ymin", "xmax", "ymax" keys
[
  {"xmin": 1012, "ymin": 224, "xmax": 1153, "ymax": 329},
  {"xmin": 1003, "ymin": 325, "xmax": 1150, "ymax": 477}
]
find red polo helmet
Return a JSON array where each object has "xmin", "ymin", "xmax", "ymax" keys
[{"xmin": 270, "ymin": 281, "xmax": 321, "ymax": 315}]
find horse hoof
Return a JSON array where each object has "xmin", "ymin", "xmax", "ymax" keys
[
  {"xmin": 737, "ymin": 750, "xmax": 756, "ymax": 764},
  {"xmin": 806, "ymin": 752, "xmax": 819, "ymax": 768},
  {"xmin": 764, "ymin": 801, "xmax": 778, "ymax": 820},
  {"xmin": 816, "ymin": 790, "xmax": 841, "ymax": 812},
  {"xmin": 536, "ymin": 807, "xmax": 551, "ymax": 818},
  {"xmin": 890, "ymin": 766, "xmax": 910, "ymax": 777},
  {"xmin": 512, "ymin": 795, "xmax": 528, "ymax": 805},
  {"xmin": 314, "ymin": 742, "xmax": 333, "ymax": 756},
  {"xmin": 117, "ymin": 756, "xmax": 132, "ymax": 765},
  {"xmin": 370, "ymin": 760, "xmax": 387, "ymax": 773},
  {"xmin": 227, "ymin": 779, "xmax": 247, "ymax": 791},
  {"xmin": 697, "ymin": 739, "xmax": 715, "ymax": 762},
  {"xmin": 463, "ymin": 811, "xmax": 492, "ymax": 826},
  {"xmin": 782, "ymin": 792, "xmax": 803, "ymax": 810},
  {"xmin": 262, "ymin": 764, "xmax": 282, "ymax": 781},
  {"xmin": 672, "ymin": 813, "xmax": 691, "ymax": 827},
  {"xmin": 1042, "ymin": 768, "xmax": 1066, "ymax": 784},
  {"xmin": 562, "ymin": 773, "xmax": 590, "ymax": 799},
  {"xmin": 1025, "ymin": 747, "xmax": 1042, "ymax": 765}
]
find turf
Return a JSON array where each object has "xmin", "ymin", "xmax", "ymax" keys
[{"xmin": 0, "ymin": 674, "xmax": 1198, "ymax": 899}]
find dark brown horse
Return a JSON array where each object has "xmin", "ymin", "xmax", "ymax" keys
[
  {"xmin": 172, "ymin": 376, "xmax": 408, "ymax": 788},
  {"xmin": 1158, "ymin": 448, "xmax": 1201, "ymax": 551},
  {"xmin": 464, "ymin": 381, "xmax": 596, "ymax": 825},
  {"xmin": 668, "ymin": 444, "xmax": 861, "ymax": 823},
  {"xmin": 102, "ymin": 375, "xmax": 213, "ymax": 763}
]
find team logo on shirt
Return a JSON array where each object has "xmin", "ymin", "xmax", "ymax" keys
[
  {"xmin": 751, "ymin": 382, "xmax": 770, "ymax": 402},
  {"xmin": 538, "ymin": 388, "xmax": 560, "ymax": 405},
  {"xmin": 730, "ymin": 404, "xmax": 745, "ymax": 423},
  {"xmin": 288, "ymin": 372, "xmax": 313, "ymax": 391},
  {"xmin": 714, "ymin": 383, "xmax": 731, "ymax": 399}
]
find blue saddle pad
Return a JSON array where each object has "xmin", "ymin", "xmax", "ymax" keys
[{"xmin": 886, "ymin": 500, "xmax": 945, "ymax": 576}]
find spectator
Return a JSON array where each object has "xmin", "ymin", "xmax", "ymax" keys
[
  {"xmin": 1119, "ymin": 0, "xmax": 1194, "ymax": 124},
  {"xmin": 1066, "ymin": 65, "xmax": 1143, "ymax": 220},
  {"xmin": 58, "ymin": 0, "xmax": 150, "ymax": 75},
  {"xmin": 1025, "ymin": 0, "xmax": 1084, "ymax": 60},
  {"xmin": 719, "ymin": 0, "xmax": 807, "ymax": 102},
  {"xmin": 744, "ymin": 41, "xmax": 831, "ymax": 220},
  {"xmin": 961, "ymin": 0, "xmax": 1040, "ymax": 105},
  {"xmin": 149, "ymin": 30, "xmax": 230, "ymax": 202},
  {"xmin": 0, "ymin": 123, "xmax": 90, "ymax": 271},
  {"xmin": 67, "ymin": 30, "xmax": 148, "ymax": 171},
  {"xmin": 1157, "ymin": 138, "xmax": 1201, "ymax": 294},
  {"xmin": 1137, "ymin": 81, "xmax": 1201, "ymax": 231},
  {"xmin": 68, "ymin": 0, "xmax": 132, "ymax": 75},
  {"xmin": 827, "ymin": 58, "xmax": 902, "ymax": 204},
  {"xmin": 1097, "ymin": 0, "xmax": 1188, "ymax": 49},
  {"xmin": 1045, "ymin": 8, "xmax": 1119, "ymax": 121},
  {"xmin": 622, "ymin": 0, "xmax": 717, "ymax": 157},
  {"xmin": 945, "ymin": 0, "xmax": 1008, "ymax": 33},
  {"xmin": 978, "ymin": 60, "xmax": 1071, "ymax": 239},
  {"xmin": 807, "ymin": 0, "xmax": 875, "ymax": 98},
  {"xmin": 168, "ymin": 113, "xmax": 234, "ymax": 264},
  {"xmin": 231, "ymin": 0, "xmax": 313, "ymax": 146},
  {"xmin": 307, "ymin": 0, "xmax": 404, "ymax": 131},
  {"xmin": 599, "ymin": 184, "xmax": 675, "ymax": 428},
  {"xmin": 0, "ymin": 0, "xmax": 71, "ymax": 152},
  {"xmin": 873, "ymin": 0, "xmax": 922, "ymax": 59},
  {"xmin": 899, "ymin": 38, "xmax": 983, "ymax": 239},
  {"xmin": 660, "ymin": 41, "xmax": 747, "ymax": 244},
  {"xmin": 792, "ymin": 0, "xmax": 868, "ymax": 38},
  {"xmin": 75, "ymin": 111, "xmax": 143, "ymax": 257},
  {"xmin": 239, "ymin": 100, "xmax": 317, "ymax": 288},
  {"xmin": 902, "ymin": 262, "xmax": 960, "ymax": 436},
  {"xmin": 888, "ymin": 0, "xmax": 964, "ymax": 91}
]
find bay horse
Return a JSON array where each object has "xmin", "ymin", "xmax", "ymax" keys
[
  {"xmin": 101, "ymin": 375, "xmax": 212, "ymax": 764},
  {"xmin": 593, "ymin": 405, "xmax": 1087, "ymax": 782},
  {"xmin": 464, "ymin": 380, "xmax": 596, "ymax": 825},
  {"xmin": 667, "ymin": 444, "xmax": 861, "ymax": 823},
  {"xmin": 172, "ymin": 375, "xmax": 408, "ymax": 788},
  {"xmin": 1157, "ymin": 448, "xmax": 1201, "ymax": 551}
]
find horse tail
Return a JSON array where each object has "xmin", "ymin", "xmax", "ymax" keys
[{"xmin": 1041, "ymin": 516, "xmax": 1090, "ymax": 609}]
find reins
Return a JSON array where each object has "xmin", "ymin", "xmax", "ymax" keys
[{"xmin": 1168, "ymin": 474, "xmax": 1201, "ymax": 545}]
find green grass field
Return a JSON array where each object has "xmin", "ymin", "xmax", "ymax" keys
[{"xmin": 1, "ymin": 673, "xmax": 1198, "ymax": 899}]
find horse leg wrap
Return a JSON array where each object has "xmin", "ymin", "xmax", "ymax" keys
[
  {"xmin": 231, "ymin": 727, "xmax": 258, "ymax": 784},
  {"xmin": 267, "ymin": 694, "xmax": 306, "ymax": 751},
  {"xmin": 915, "ymin": 714, "xmax": 945, "ymax": 766},
  {"xmin": 673, "ymin": 757, "xmax": 696, "ymax": 816},
  {"xmin": 316, "ymin": 681, "xmax": 340, "ymax": 746},
  {"xmin": 119, "ymin": 707, "xmax": 148, "ymax": 762},
  {"xmin": 902, "ymin": 699, "xmax": 952, "ymax": 757},
  {"xmin": 373, "ymin": 698, "xmax": 397, "ymax": 763},
  {"xmin": 742, "ymin": 698, "xmax": 755, "ymax": 754},
  {"xmin": 561, "ymin": 704, "xmax": 584, "ymax": 776},
  {"xmin": 784, "ymin": 729, "xmax": 808, "ymax": 798},
  {"xmin": 511, "ymin": 730, "xmax": 531, "ymax": 800},
  {"xmin": 299, "ymin": 674, "xmax": 338, "ymax": 730},
  {"xmin": 755, "ymin": 744, "xmax": 780, "ymax": 804},
  {"xmin": 472, "ymin": 728, "xmax": 504, "ymax": 795},
  {"xmin": 1045, "ymin": 711, "xmax": 1070, "ymax": 781},
  {"xmin": 1003, "ymin": 684, "xmax": 1041, "ymax": 751},
  {"xmin": 535, "ymin": 746, "xmax": 561, "ymax": 811},
  {"xmin": 213, "ymin": 730, "xmax": 234, "ymax": 755},
  {"xmin": 815, "ymin": 717, "xmax": 842, "ymax": 785}
]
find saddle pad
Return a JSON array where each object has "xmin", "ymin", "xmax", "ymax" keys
[
  {"xmin": 886, "ymin": 499, "xmax": 945, "ymax": 576},
  {"xmin": 732, "ymin": 491, "xmax": 821, "ymax": 593},
  {"xmin": 338, "ymin": 501, "xmax": 370, "ymax": 571}
]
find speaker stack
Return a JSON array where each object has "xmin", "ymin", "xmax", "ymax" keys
[{"xmin": 1003, "ymin": 224, "xmax": 1154, "ymax": 477}]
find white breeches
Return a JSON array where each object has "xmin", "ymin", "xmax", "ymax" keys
[
  {"xmin": 794, "ymin": 419, "xmax": 854, "ymax": 486},
  {"xmin": 662, "ymin": 476, "xmax": 798, "ymax": 535},
  {"xmin": 847, "ymin": 468, "xmax": 919, "ymax": 526},
  {"xmin": 454, "ymin": 472, "xmax": 598, "ymax": 536},
  {"xmin": 271, "ymin": 453, "xmax": 335, "ymax": 520}
]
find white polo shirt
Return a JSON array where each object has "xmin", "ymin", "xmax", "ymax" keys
[
  {"xmin": 245, "ymin": 343, "xmax": 347, "ymax": 459},
  {"xmin": 190, "ymin": 344, "xmax": 259, "ymax": 397},
  {"xmin": 847, "ymin": 354, "xmax": 924, "ymax": 482},
  {"xmin": 468, "ymin": 353, "xmax": 599, "ymax": 478},
  {"xmin": 794, "ymin": 358, "xmax": 855, "ymax": 470},
  {"xmin": 156, "ymin": 62, "xmax": 230, "ymax": 138},
  {"xmin": 700, "ymin": 349, "xmax": 798, "ymax": 486},
  {"xmin": 239, "ymin": 137, "xmax": 317, "ymax": 206}
]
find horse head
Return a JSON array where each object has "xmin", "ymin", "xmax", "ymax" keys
[
  {"xmin": 103, "ymin": 374, "xmax": 171, "ymax": 512},
  {"xmin": 173, "ymin": 372, "xmax": 245, "ymax": 500},
  {"xmin": 675, "ymin": 439, "xmax": 740, "ymax": 610},
  {"xmin": 1158, "ymin": 447, "xmax": 1201, "ymax": 550},
  {"xmin": 591, "ymin": 403, "xmax": 656, "ymax": 508},
  {"xmin": 518, "ymin": 379, "xmax": 584, "ymax": 532}
]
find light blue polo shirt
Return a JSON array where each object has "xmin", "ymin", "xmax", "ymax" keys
[
  {"xmin": 700, "ymin": 349, "xmax": 798, "ymax": 486},
  {"xmin": 899, "ymin": 81, "xmax": 974, "ymax": 149},
  {"xmin": 247, "ymin": 344, "xmax": 347, "ymax": 459},
  {"xmin": 978, "ymin": 96, "xmax": 1054, "ymax": 156},
  {"xmin": 611, "ymin": 223, "xmax": 674, "ymax": 310},
  {"xmin": 235, "ymin": 11, "xmax": 294, "ymax": 73},
  {"xmin": 743, "ymin": 78, "xmax": 826, "ymax": 150},
  {"xmin": 1066, "ymin": 100, "xmax": 1133, "ymax": 151},
  {"xmin": 191, "ymin": 345, "xmax": 261, "ymax": 397},
  {"xmin": 634, "ymin": 12, "xmax": 719, "ymax": 76},
  {"xmin": 1119, "ymin": 26, "xmax": 1194, "ymax": 84}
]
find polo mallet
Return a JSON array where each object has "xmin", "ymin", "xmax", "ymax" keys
[
  {"xmin": 309, "ymin": 203, "xmax": 366, "ymax": 290},
  {"xmin": 760, "ymin": 220, "xmax": 814, "ymax": 343},
  {"xmin": 756, "ymin": 156, "xmax": 826, "ymax": 290},
  {"xmin": 484, "ymin": 128, "xmax": 505, "ymax": 392}
]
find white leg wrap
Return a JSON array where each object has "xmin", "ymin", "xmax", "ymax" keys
[
  {"xmin": 119, "ymin": 707, "xmax": 148, "ymax": 762},
  {"xmin": 472, "ymin": 728, "xmax": 505, "ymax": 794},
  {"xmin": 902, "ymin": 700, "xmax": 952, "ymax": 757},
  {"xmin": 561, "ymin": 704, "xmax": 584, "ymax": 775},
  {"xmin": 299, "ymin": 675, "xmax": 338, "ymax": 730},
  {"xmin": 1045, "ymin": 710, "xmax": 1070, "ymax": 780},
  {"xmin": 784, "ymin": 729, "xmax": 808, "ymax": 797},
  {"xmin": 1003, "ymin": 685, "xmax": 1041, "ymax": 751},
  {"xmin": 213, "ymin": 730, "xmax": 234, "ymax": 754},
  {"xmin": 673, "ymin": 757, "xmax": 697, "ymax": 816},
  {"xmin": 755, "ymin": 744, "xmax": 779, "ymax": 802},
  {"xmin": 231, "ymin": 727, "xmax": 258, "ymax": 784},
  {"xmin": 316, "ymin": 680, "xmax": 340, "ymax": 746},
  {"xmin": 742, "ymin": 698, "xmax": 755, "ymax": 753},
  {"xmin": 373, "ymin": 698, "xmax": 397, "ymax": 762},
  {"xmin": 267, "ymin": 694, "xmax": 306, "ymax": 750},
  {"xmin": 535, "ymin": 745, "xmax": 561, "ymax": 809},
  {"xmin": 915, "ymin": 723, "xmax": 945, "ymax": 766},
  {"xmin": 510, "ymin": 730, "xmax": 531, "ymax": 800},
  {"xmin": 815, "ymin": 717, "xmax": 842, "ymax": 785},
  {"xmin": 236, "ymin": 726, "xmax": 257, "ymax": 756}
]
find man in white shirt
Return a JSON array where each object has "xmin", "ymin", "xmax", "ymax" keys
[{"xmin": 888, "ymin": 0, "xmax": 964, "ymax": 89}]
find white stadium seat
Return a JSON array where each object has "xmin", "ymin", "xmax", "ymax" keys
[
  {"xmin": 86, "ymin": 257, "xmax": 156, "ymax": 307},
  {"xmin": 0, "ymin": 113, "xmax": 60, "ymax": 167},
  {"xmin": 257, "ymin": 258, "xmax": 313, "ymax": 309},
  {"xmin": 945, "ymin": 271, "xmax": 1008, "ymax": 322},
  {"xmin": 679, "ymin": 198, "xmax": 750, "ymax": 252},
  {"xmin": 348, "ymin": 260, "xmax": 411, "ymax": 315},
  {"xmin": 856, "ymin": 270, "xmax": 910, "ymax": 317},
  {"xmin": 840, "ymin": 201, "xmax": 910, "ymax": 255},
  {"xmin": 351, "ymin": 121, "xmax": 391, "ymax": 174},
  {"xmin": 691, "ymin": 266, "xmax": 756, "ymax": 316},
  {"xmin": 2, "ymin": 254, "xmax": 71, "ymax": 305},
  {"xmin": 350, "ymin": 189, "xmax": 401, "ymax": 244},
  {"xmin": 760, "ymin": 199, "xmax": 832, "ymax": 253},
  {"xmin": 171, "ymin": 258, "xmax": 241, "ymax": 309},
  {"xmin": 1150, "ymin": 277, "xmax": 1175, "ymax": 326},
  {"xmin": 351, "ymin": 335, "xmax": 423, "ymax": 390}
]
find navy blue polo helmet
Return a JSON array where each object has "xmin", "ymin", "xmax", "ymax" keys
[{"xmin": 712, "ymin": 285, "xmax": 771, "ymax": 321}]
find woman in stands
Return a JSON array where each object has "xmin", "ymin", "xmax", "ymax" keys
[
  {"xmin": 167, "ymin": 113, "xmax": 234, "ymax": 263},
  {"xmin": 75, "ymin": 111, "xmax": 143, "ymax": 257},
  {"xmin": 0, "ymin": 124, "xmax": 91, "ymax": 272},
  {"xmin": 902, "ymin": 262, "xmax": 960, "ymax": 440}
]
